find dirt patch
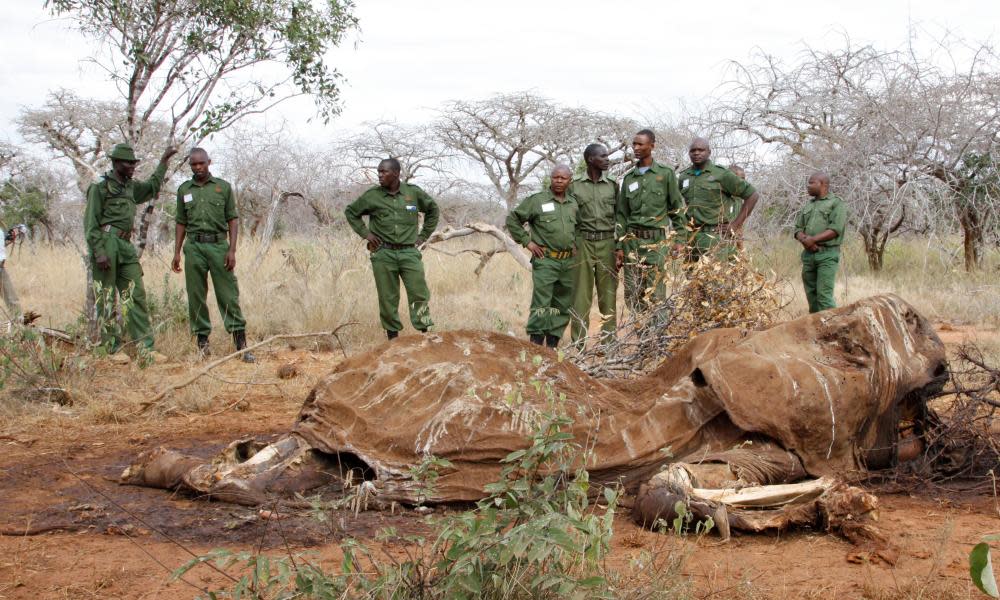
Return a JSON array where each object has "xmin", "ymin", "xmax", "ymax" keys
[{"xmin": 0, "ymin": 325, "xmax": 996, "ymax": 599}]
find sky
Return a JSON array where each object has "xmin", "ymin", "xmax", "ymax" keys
[{"xmin": 1, "ymin": 0, "xmax": 999, "ymax": 148}]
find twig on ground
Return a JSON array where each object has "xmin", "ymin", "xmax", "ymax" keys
[{"xmin": 138, "ymin": 323, "xmax": 357, "ymax": 413}]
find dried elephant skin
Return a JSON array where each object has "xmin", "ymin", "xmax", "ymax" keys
[{"xmin": 123, "ymin": 294, "xmax": 946, "ymax": 510}]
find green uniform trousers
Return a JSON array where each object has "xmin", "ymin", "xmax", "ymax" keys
[
  {"xmin": 687, "ymin": 224, "xmax": 737, "ymax": 262},
  {"xmin": 93, "ymin": 235, "xmax": 153, "ymax": 350},
  {"xmin": 622, "ymin": 235, "xmax": 669, "ymax": 312},
  {"xmin": 527, "ymin": 255, "xmax": 575, "ymax": 338},
  {"xmin": 183, "ymin": 240, "xmax": 247, "ymax": 336},
  {"xmin": 801, "ymin": 247, "xmax": 839, "ymax": 313},
  {"xmin": 569, "ymin": 237, "xmax": 618, "ymax": 344},
  {"xmin": 371, "ymin": 247, "xmax": 433, "ymax": 332}
]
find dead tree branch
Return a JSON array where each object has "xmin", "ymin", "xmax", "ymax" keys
[
  {"xmin": 421, "ymin": 222, "xmax": 531, "ymax": 271},
  {"xmin": 139, "ymin": 323, "xmax": 356, "ymax": 412}
]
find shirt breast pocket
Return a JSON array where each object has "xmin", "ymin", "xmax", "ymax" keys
[
  {"xmin": 107, "ymin": 195, "xmax": 130, "ymax": 212},
  {"xmin": 535, "ymin": 214, "xmax": 558, "ymax": 230},
  {"xmin": 402, "ymin": 204, "xmax": 419, "ymax": 223}
]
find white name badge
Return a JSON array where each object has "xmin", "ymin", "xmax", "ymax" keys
[
  {"xmin": 183, "ymin": 193, "xmax": 194, "ymax": 203},
  {"xmin": 405, "ymin": 205, "xmax": 417, "ymax": 211},
  {"xmin": 541, "ymin": 202, "xmax": 555, "ymax": 213},
  {"xmin": 628, "ymin": 182, "xmax": 639, "ymax": 192},
  {"xmin": 681, "ymin": 180, "xmax": 689, "ymax": 189}
]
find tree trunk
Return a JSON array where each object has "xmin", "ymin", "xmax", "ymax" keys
[
  {"xmin": 860, "ymin": 230, "xmax": 885, "ymax": 271},
  {"xmin": 958, "ymin": 208, "xmax": 983, "ymax": 271},
  {"xmin": 252, "ymin": 191, "xmax": 302, "ymax": 270}
]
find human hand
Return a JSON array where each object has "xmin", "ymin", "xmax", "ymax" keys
[
  {"xmin": 224, "ymin": 249, "xmax": 236, "ymax": 271},
  {"xmin": 615, "ymin": 249, "xmax": 624, "ymax": 270},
  {"xmin": 160, "ymin": 145, "xmax": 178, "ymax": 163},
  {"xmin": 365, "ymin": 233, "xmax": 382, "ymax": 252},
  {"xmin": 95, "ymin": 255, "xmax": 110, "ymax": 271},
  {"xmin": 526, "ymin": 241, "xmax": 545, "ymax": 259},
  {"xmin": 171, "ymin": 254, "xmax": 182, "ymax": 273}
]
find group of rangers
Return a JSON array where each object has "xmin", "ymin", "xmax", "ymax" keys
[
  {"xmin": 70, "ymin": 127, "xmax": 845, "ymax": 361},
  {"xmin": 345, "ymin": 128, "xmax": 846, "ymax": 349}
]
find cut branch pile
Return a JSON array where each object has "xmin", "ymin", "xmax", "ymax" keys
[{"xmin": 572, "ymin": 251, "xmax": 791, "ymax": 378}]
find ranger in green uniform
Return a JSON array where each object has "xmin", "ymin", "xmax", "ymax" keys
[
  {"xmin": 507, "ymin": 164, "xmax": 579, "ymax": 348},
  {"xmin": 84, "ymin": 142, "xmax": 176, "ymax": 360},
  {"xmin": 345, "ymin": 158, "xmax": 439, "ymax": 340},
  {"xmin": 171, "ymin": 148, "xmax": 255, "ymax": 362},
  {"xmin": 794, "ymin": 172, "xmax": 847, "ymax": 313},
  {"xmin": 678, "ymin": 138, "xmax": 759, "ymax": 261},
  {"xmin": 569, "ymin": 143, "xmax": 619, "ymax": 347},
  {"xmin": 614, "ymin": 129, "xmax": 686, "ymax": 312}
]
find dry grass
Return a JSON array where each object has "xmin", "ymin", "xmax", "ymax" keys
[
  {"xmin": 748, "ymin": 235, "xmax": 1000, "ymax": 326},
  {"xmin": 1, "ymin": 232, "xmax": 998, "ymax": 430}
]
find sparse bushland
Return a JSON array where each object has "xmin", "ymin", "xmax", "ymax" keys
[{"xmin": 1, "ymin": 231, "xmax": 997, "ymax": 426}]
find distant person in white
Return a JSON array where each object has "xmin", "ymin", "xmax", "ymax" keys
[{"xmin": 0, "ymin": 226, "xmax": 23, "ymax": 319}]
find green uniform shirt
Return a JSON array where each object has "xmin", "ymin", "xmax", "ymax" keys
[
  {"xmin": 794, "ymin": 194, "xmax": 847, "ymax": 248},
  {"xmin": 677, "ymin": 161, "xmax": 756, "ymax": 226},
  {"xmin": 569, "ymin": 174, "xmax": 618, "ymax": 233},
  {"xmin": 616, "ymin": 161, "xmax": 686, "ymax": 245},
  {"xmin": 344, "ymin": 182, "xmax": 440, "ymax": 245},
  {"xmin": 83, "ymin": 162, "xmax": 168, "ymax": 259},
  {"xmin": 175, "ymin": 174, "xmax": 238, "ymax": 235},
  {"xmin": 506, "ymin": 189, "xmax": 579, "ymax": 250}
]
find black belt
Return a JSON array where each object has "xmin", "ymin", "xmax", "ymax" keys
[
  {"xmin": 382, "ymin": 242, "xmax": 415, "ymax": 250},
  {"xmin": 100, "ymin": 224, "xmax": 132, "ymax": 241},
  {"xmin": 580, "ymin": 230, "xmax": 614, "ymax": 241},
  {"xmin": 627, "ymin": 228, "xmax": 664, "ymax": 240},
  {"xmin": 192, "ymin": 233, "xmax": 225, "ymax": 243},
  {"xmin": 543, "ymin": 248, "xmax": 574, "ymax": 260}
]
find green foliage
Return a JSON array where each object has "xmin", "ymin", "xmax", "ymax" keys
[
  {"xmin": 147, "ymin": 274, "xmax": 189, "ymax": 332},
  {"xmin": 971, "ymin": 535, "xmax": 1000, "ymax": 598},
  {"xmin": 174, "ymin": 375, "xmax": 693, "ymax": 599},
  {"xmin": 0, "ymin": 180, "xmax": 51, "ymax": 232},
  {"xmin": 0, "ymin": 325, "xmax": 63, "ymax": 392},
  {"xmin": 45, "ymin": 0, "xmax": 359, "ymax": 138},
  {"xmin": 407, "ymin": 454, "xmax": 455, "ymax": 506},
  {"xmin": 661, "ymin": 501, "xmax": 714, "ymax": 538}
]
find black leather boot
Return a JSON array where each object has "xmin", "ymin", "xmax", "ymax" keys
[
  {"xmin": 196, "ymin": 334, "xmax": 210, "ymax": 357},
  {"xmin": 386, "ymin": 330, "xmax": 399, "ymax": 340},
  {"xmin": 233, "ymin": 330, "xmax": 256, "ymax": 363},
  {"xmin": 545, "ymin": 334, "xmax": 561, "ymax": 348},
  {"xmin": 529, "ymin": 334, "xmax": 545, "ymax": 346}
]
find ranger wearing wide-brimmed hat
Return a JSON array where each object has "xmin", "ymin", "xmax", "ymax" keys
[{"xmin": 83, "ymin": 142, "xmax": 177, "ymax": 362}]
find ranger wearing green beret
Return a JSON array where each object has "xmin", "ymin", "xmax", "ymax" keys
[
  {"xmin": 171, "ymin": 148, "xmax": 255, "ymax": 361},
  {"xmin": 568, "ymin": 143, "xmax": 619, "ymax": 347},
  {"xmin": 345, "ymin": 158, "xmax": 439, "ymax": 340},
  {"xmin": 507, "ymin": 164, "xmax": 579, "ymax": 348},
  {"xmin": 677, "ymin": 138, "xmax": 759, "ymax": 261},
  {"xmin": 794, "ymin": 172, "xmax": 847, "ymax": 313},
  {"xmin": 83, "ymin": 142, "xmax": 177, "ymax": 361},
  {"xmin": 614, "ymin": 129, "xmax": 686, "ymax": 312}
]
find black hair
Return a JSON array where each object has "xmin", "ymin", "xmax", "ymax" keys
[
  {"xmin": 583, "ymin": 143, "xmax": 607, "ymax": 161},
  {"xmin": 379, "ymin": 157, "xmax": 402, "ymax": 173},
  {"xmin": 635, "ymin": 128, "xmax": 656, "ymax": 144}
]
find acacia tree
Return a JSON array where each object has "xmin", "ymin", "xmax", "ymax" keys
[
  {"xmin": 36, "ymin": 0, "xmax": 358, "ymax": 250},
  {"xmin": 18, "ymin": 90, "xmax": 170, "ymax": 195},
  {"xmin": 46, "ymin": 0, "xmax": 358, "ymax": 141},
  {"xmin": 715, "ymin": 34, "xmax": 1000, "ymax": 271},
  {"xmin": 0, "ymin": 145, "xmax": 72, "ymax": 242},
  {"xmin": 334, "ymin": 120, "xmax": 457, "ymax": 185},
  {"xmin": 434, "ymin": 91, "xmax": 637, "ymax": 209}
]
